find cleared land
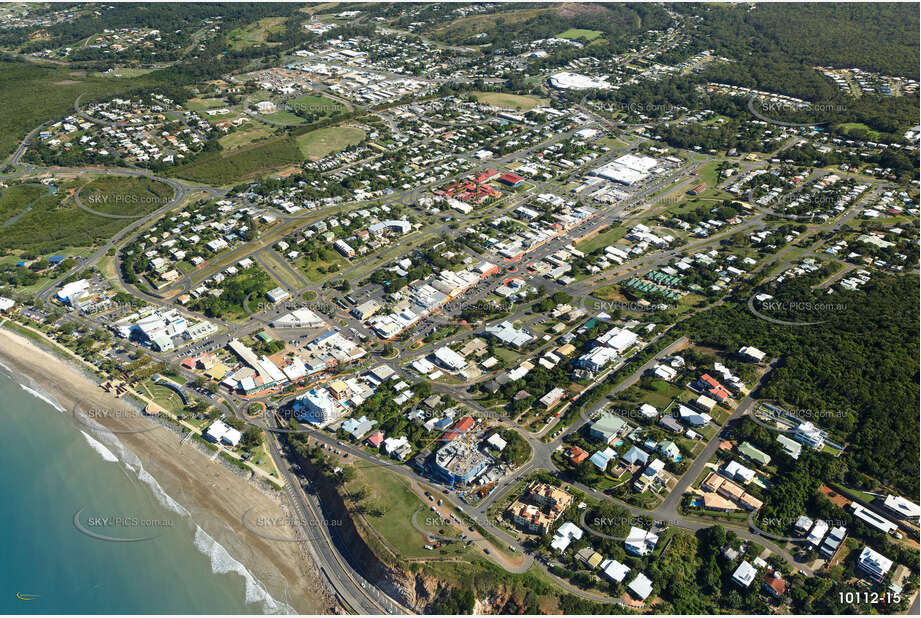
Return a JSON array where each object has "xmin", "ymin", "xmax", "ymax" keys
[
  {"xmin": 79, "ymin": 176, "xmax": 174, "ymax": 217},
  {"xmin": 286, "ymin": 94, "xmax": 347, "ymax": 118},
  {"xmin": 295, "ymin": 126, "xmax": 365, "ymax": 160},
  {"xmin": 218, "ymin": 122, "xmax": 275, "ymax": 150},
  {"xmin": 473, "ymin": 92, "xmax": 547, "ymax": 111},
  {"xmin": 226, "ymin": 17, "xmax": 286, "ymax": 50},
  {"xmin": 557, "ymin": 28, "xmax": 603, "ymax": 41},
  {"xmin": 170, "ymin": 137, "xmax": 303, "ymax": 185}
]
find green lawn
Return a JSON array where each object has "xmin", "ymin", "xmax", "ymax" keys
[
  {"xmin": 226, "ymin": 17, "xmax": 286, "ymax": 50},
  {"xmin": 259, "ymin": 251, "xmax": 301, "ymax": 290},
  {"xmin": 347, "ymin": 465, "xmax": 449, "ymax": 559},
  {"xmin": 261, "ymin": 109, "xmax": 307, "ymax": 125},
  {"xmin": 575, "ymin": 224, "xmax": 627, "ymax": 254},
  {"xmin": 286, "ymin": 94, "xmax": 346, "ymax": 118},
  {"xmin": 297, "ymin": 252, "xmax": 346, "ymax": 283},
  {"xmin": 218, "ymin": 123, "xmax": 274, "ymax": 150},
  {"xmin": 142, "ymin": 381, "xmax": 187, "ymax": 415},
  {"xmin": 472, "ymin": 92, "xmax": 547, "ymax": 111},
  {"xmin": 183, "ymin": 97, "xmax": 229, "ymax": 112},
  {"xmin": 295, "ymin": 126, "xmax": 366, "ymax": 160},
  {"xmin": 557, "ymin": 28, "xmax": 603, "ymax": 41}
]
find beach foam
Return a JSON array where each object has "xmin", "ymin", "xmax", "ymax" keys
[
  {"xmin": 79, "ymin": 430, "xmax": 120, "ymax": 462},
  {"xmin": 89, "ymin": 425, "xmax": 291, "ymax": 614},
  {"xmin": 19, "ymin": 383, "xmax": 66, "ymax": 412},
  {"xmin": 194, "ymin": 525, "xmax": 295, "ymax": 615}
]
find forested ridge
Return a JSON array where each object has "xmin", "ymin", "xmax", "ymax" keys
[
  {"xmin": 681, "ymin": 3, "xmax": 919, "ymax": 79},
  {"xmin": 675, "ymin": 274, "xmax": 920, "ymax": 496}
]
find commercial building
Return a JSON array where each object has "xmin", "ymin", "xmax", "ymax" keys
[
  {"xmin": 433, "ymin": 346, "xmax": 467, "ymax": 371},
  {"xmin": 266, "ymin": 287, "xmax": 290, "ymax": 304},
  {"xmin": 430, "ymin": 440, "xmax": 492, "ymax": 486},
  {"xmin": 485, "ymin": 321, "xmax": 534, "ymax": 349},
  {"xmin": 293, "ymin": 387, "xmax": 341, "ymax": 424},
  {"xmin": 849, "ymin": 503, "xmax": 898, "ymax": 534},
  {"xmin": 548, "ymin": 71, "xmax": 612, "ymax": 91},
  {"xmin": 591, "ymin": 154, "xmax": 659, "ymax": 186}
]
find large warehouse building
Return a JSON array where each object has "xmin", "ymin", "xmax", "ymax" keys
[
  {"xmin": 591, "ymin": 153, "xmax": 660, "ymax": 186},
  {"xmin": 548, "ymin": 71, "xmax": 612, "ymax": 90}
]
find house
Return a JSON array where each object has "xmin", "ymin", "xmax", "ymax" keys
[
  {"xmin": 794, "ymin": 515, "xmax": 813, "ymax": 535},
  {"xmin": 776, "ymin": 434, "xmax": 802, "ymax": 459},
  {"xmin": 635, "ymin": 459, "xmax": 665, "ymax": 492},
  {"xmin": 794, "ymin": 421, "xmax": 826, "ymax": 449},
  {"xmin": 657, "ymin": 440, "xmax": 680, "ymax": 461},
  {"xmin": 691, "ymin": 394, "xmax": 717, "ymax": 413},
  {"xmin": 857, "ymin": 546, "xmax": 893, "ymax": 582},
  {"xmin": 600, "ymin": 559, "xmax": 630, "ymax": 583},
  {"xmin": 763, "ymin": 574, "xmax": 787, "ymax": 599},
  {"xmin": 539, "ymin": 387, "xmax": 566, "ymax": 409},
  {"xmin": 659, "ymin": 415, "xmax": 683, "ymax": 433},
  {"xmin": 807, "ymin": 519, "xmax": 829, "ymax": 546},
  {"xmin": 576, "ymin": 547, "xmax": 604, "ymax": 569},
  {"xmin": 723, "ymin": 460, "xmax": 756, "ymax": 484},
  {"xmin": 738, "ymin": 345, "xmax": 766, "ymax": 362},
  {"xmin": 588, "ymin": 413, "xmax": 627, "ymax": 444},
  {"xmin": 383, "ymin": 436, "xmax": 411, "ymax": 460},
  {"xmin": 342, "ymin": 415, "xmax": 376, "ymax": 440},
  {"xmin": 638, "ymin": 403, "xmax": 659, "ymax": 419},
  {"xmin": 702, "ymin": 493, "xmax": 738, "ymax": 512},
  {"xmin": 676, "ymin": 404, "xmax": 711, "ymax": 427},
  {"xmin": 550, "ymin": 521, "xmax": 583, "ymax": 552},
  {"xmin": 820, "ymin": 526, "xmax": 847, "ymax": 557},
  {"xmin": 568, "ymin": 444, "xmax": 590, "ymax": 464},
  {"xmin": 738, "ymin": 442, "xmax": 771, "ymax": 466},
  {"xmin": 624, "ymin": 526, "xmax": 658, "ymax": 556},
  {"xmin": 732, "ymin": 561, "xmax": 757, "ymax": 588},
  {"xmin": 627, "ymin": 572, "xmax": 653, "ymax": 601},
  {"xmin": 621, "ymin": 445, "xmax": 650, "ymax": 467},
  {"xmin": 589, "ymin": 447, "xmax": 617, "ymax": 470},
  {"xmin": 366, "ymin": 430, "xmax": 384, "ymax": 448}
]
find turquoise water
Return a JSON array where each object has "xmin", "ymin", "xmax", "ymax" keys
[{"xmin": 0, "ymin": 366, "xmax": 289, "ymax": 614}]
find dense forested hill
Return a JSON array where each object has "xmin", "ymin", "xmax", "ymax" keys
[
  {"xmin": 684, "ymin": 3, "xmax": 919, "ymax": 79},
  {"xmin": 676, "ymin": 274, "xmax": 920, "ymax": 497}
]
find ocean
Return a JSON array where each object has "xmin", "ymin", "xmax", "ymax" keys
[{"xmin": 0, "ymin": 365, "xmax": 293, "ymax": 614}]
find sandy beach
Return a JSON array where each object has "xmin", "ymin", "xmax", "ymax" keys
[{"xmin": 0, "ymin": 326, "xmax": 336, "ymax": 615}]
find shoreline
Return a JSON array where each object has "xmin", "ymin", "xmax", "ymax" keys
[{"xmin": 0, "ymin": 325, "xmax": 337, "ymax": 615}]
